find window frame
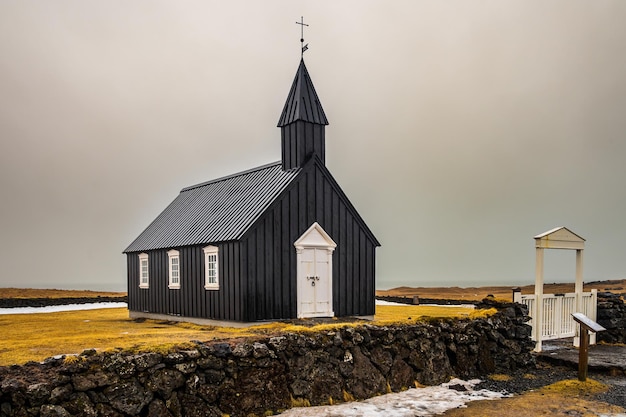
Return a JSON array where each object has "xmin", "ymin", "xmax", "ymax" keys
[
  {"xmin": 203, "ymin": 245, "xmax": 219, "ymax": 290},
  {"xmin": 138, "ymin": 253, "xmax": 149, "ymax": 289},
  {"xmin": 167, "ymin": 249, "xmax": 181, "ymax": 289}
]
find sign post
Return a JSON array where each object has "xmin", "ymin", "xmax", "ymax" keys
[{"xmin": 571, "ymin": 312, "xmax": 606, "ymax": 381}]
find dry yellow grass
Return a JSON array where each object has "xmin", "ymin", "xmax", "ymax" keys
[
  {"xmin": 0, "ymin": 308, "xmax": 242, "ymax": 365},
  {"xmin": 372, "ymin": 304, "xmax": 476, "ymax": 325},
  {"xmin": 0, "ymin": 304, "xmax": 477, "ymax": 366},
  {"xmin": 488, "ymin": 374, "xmax": 513, "ymax": 382},
  {"xmin": 0, "ymin": 288, "xmax": 126, "ymax": 299}
]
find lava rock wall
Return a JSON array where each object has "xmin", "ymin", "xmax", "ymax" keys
[
  {"xmin": 0, "ymin": 301, "xmax": 534, "ymax": 417},
  {"xmin": 597, "ymin": 292, "xmax": 626, "ymax": 344}
]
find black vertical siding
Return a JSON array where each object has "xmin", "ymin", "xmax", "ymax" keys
[
  {"xmin": 281, "ymin": 121, "xmax": 326, "ymax": 170},
  {"xmin": 246, "ymin": 235, "xmax": 257, "ymax": 320},
  {"xmin": 126, "ymin": 255, "xmax": 140, "ymax": 311},
  {"xmin": 346, "ymin": 215, "xmax": 355, "ymax": 314},
  {"xmin": 127, "ymin": 242, "xmax": 244, "ymax": 322},
  {"xmin": 241, "ymin": 158, "xmax": 377, "ymax": 320}
]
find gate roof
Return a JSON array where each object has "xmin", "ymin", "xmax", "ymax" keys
[{"xmin": 534, "ymin": 226, "xmax": 585, "ymax": 250}]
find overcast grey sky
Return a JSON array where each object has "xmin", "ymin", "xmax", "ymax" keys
[{"xmin": 1, "ymin": 1, "xmax": 625, "ymax": 292}]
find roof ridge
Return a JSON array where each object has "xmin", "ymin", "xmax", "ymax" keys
[{"xmin": 181, "ymin": 161, "xmax": 282, "ymax": 192}]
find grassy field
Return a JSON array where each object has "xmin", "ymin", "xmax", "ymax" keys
[{"xmin": 0, "ymin": 304, "xmax": 480, "ymax": 366}]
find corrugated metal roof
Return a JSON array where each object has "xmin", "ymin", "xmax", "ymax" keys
[
  {"xmin": 124, "ymin": 162, "xmax": 300, "ymax": 253},
  {"xmin": 277, "ymin": 59, "xmax": 329, "ymax": 127}
]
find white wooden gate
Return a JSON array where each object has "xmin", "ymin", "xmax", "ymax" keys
[
  {"xmin": 530, "ymin": 227, "xmax": 589, "ymax": 351},
  {"xmin": 514, "ymin": 290, "xmax": 597, "ymax": 345}
]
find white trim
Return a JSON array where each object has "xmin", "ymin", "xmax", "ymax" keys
[
  {"xmin": 138, "ymin": 253, "xmax": 149, "ymax": 289},
  {"xmin": 203, "ymin": 245, "xmax": 219, "ymax": 290},
  {"xmin": 294, "ymin": 222, "xmax": 337, "ymax": 251},
  {"xmin": 167, "ymin": 249, "xmax": 181, "ymax": 289}
]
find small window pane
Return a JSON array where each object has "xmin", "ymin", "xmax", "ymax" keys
[
  {"xmin": 168, "ymin": 253, "xmax": 180, "ymax": 288},
  {"xmin": 139, "ymin": 254, "xmax": 149, "ymax": 288},
  {"xmin": 203, "ymin": 247, "xmax": 219, "ymax": 289}
]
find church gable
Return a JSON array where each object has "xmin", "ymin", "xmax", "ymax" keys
[
  {"xmin": 241, "ymin": 156, "xmax": 379, "ymax": 248},
  {"xmin": 238, "ymin": 156, "xmax": 379, "ymax": 320}
]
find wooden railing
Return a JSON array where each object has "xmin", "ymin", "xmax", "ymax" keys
[{"xmin": 514, "ymin": 289, "xmax": 597, "ymax": 349}]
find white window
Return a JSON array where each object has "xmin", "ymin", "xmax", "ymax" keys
[
  {"xmin": 203, "ymin": 245, "xmax": 219, "ymax": 290},
  {"xmin": 167, "ymin": 249, "xmax": 180, "ymax": 289},
  {"xmin": 138, "ymin": 253, "xmax": 149, "ymax": 289}
]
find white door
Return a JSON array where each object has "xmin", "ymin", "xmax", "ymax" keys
[
  {"xmin": 295, "ymin": 222, "xmax": 336, "ymax": 318},
  {"xmin": 299, "ymin": 248, "xmax": 332, "ymax": 317}
]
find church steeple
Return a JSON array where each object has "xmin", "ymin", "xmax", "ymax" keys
[{"xmin": 278, "ymin": 59, "xmax": 329, "ymax": 171}]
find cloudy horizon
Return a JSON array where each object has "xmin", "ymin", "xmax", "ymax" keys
[{"xmin": 1, "ymin": 1, "xmax": 625, "ymax": 292}]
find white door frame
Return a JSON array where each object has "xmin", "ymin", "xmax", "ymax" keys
[{"xmin": 294, "ymin": 222, "xmax": 336, "ymax": 318}]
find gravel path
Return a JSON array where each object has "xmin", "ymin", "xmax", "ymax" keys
[{"xmin": 595, "ymin": 375, "xmax": 626, "ymax": 409}]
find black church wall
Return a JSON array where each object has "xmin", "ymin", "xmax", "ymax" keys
[
  {"xmin": 241, "ymin": 158, "xmax": 377, "ymax": 321},
  {"xmin": 126, "ymin": 242, "xmax": 245, "ymax": 322}
]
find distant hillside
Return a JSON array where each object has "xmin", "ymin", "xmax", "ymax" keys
[{"xmin": 376, "ymin": 279, "xmax": 626, "ymax": 302}]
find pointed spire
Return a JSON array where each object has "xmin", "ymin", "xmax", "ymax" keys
[{"xmin": 277, "ymin": 59, "xmax": 329, "ymax": 127}]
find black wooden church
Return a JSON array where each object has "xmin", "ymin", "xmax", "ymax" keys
[{"xmin": 124, "ymin": 57, "xmax": 380, "ymax": 323}]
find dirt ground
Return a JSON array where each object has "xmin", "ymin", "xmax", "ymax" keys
[
  {"xmin": 444, "ymin": 363, "xmax": 626, "ymax": 416},
  {"xmin": 376, "ymin": 279, "xmax": 626, "ymax": 302}
]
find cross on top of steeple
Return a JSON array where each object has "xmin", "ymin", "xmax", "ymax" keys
[{"xmin": 296, "ymin": 16, "xmax": 309, "ymax": 56}]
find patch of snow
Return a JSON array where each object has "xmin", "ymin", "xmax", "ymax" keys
[
  {"xmin": 375, "ymin": 300, "xmax": 412, "ymax": 306},
  {"xmin": 421, "ymin": 304, "xmax": 476, "ymax": 309},
  {"xmin": 0, "ymin": 302, "xmax": 127, "ymax": 315},
  {"xmin": 279, "ymin": 378, "xmax": 507, "ymax": 417},
  {"xmin": 375, "ymin": 299, "xmax": 475, "ymax": 309}
]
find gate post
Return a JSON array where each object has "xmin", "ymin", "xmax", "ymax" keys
[
  {"xmin": 534, "ymin": 247, "xmax": 544, "ymax": 352},
  {"xmin": 512, "ymin": 288, "xmax": 521, "ymax": 303},
  {"xmin": 590, "ymin": 289, "xmax": 598, "ymax": 345},
  {"xmin": 574, "ymin": 248, "xmax": 584, "ymax": 347}
]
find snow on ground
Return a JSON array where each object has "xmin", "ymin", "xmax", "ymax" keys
[
  {"xmin": 0, "ymin": 298, "xmax": 464, "ymax": 314},
  {"xmin": 279, "ymin": 378, "xmax": 507, "ymax": 417},
  {"xmin": 0, "ymin": 302, "xmax": 127, "ymax": 315}
]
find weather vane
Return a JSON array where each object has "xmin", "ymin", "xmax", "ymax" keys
[{"xmin": 296, "ymin": 16, "xmax": 309, "ymax": 57}]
